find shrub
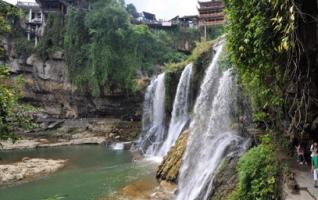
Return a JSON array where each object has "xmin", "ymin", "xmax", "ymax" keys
[
  {"xmin": 229, "ymin": 135, "xmax": 282, "ymax": 200},
  {"xmin": 15, "ymin": 37, "xmax": 33, "ymax": 59}
]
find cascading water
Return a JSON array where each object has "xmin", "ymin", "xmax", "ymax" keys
[
  {"xmin": 135, "ymin": 73, "xmax": 166, "ymax": 156},
  {"xmin": 176, "ymin": 41, "xmax": 248, "ymax": 200},
  {"xmin": 157, "ymin": 63, "xmax": 193, "ymax": 157}
]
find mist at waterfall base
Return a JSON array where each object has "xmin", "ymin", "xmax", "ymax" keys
[
  {"xmin": 134, "ymin": 63, "xmax": 193, "ymax": 160},
  {"xmin": 176, "ymin": 41, "xmax": 249, "ymax": 200}
]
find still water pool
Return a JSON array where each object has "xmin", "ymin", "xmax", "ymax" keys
[{"xmin": 0, "ymin": 145, "xmax": 155, "ymax": 200}]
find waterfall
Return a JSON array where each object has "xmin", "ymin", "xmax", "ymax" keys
[
  {"xmin": 135, "ymin": 73, "xmax": 166, "ymax": 156},
  {"xmin": 176, "ymin": 41, "xmax": 248, "ymax": 200},
  {"xmin": 157, "ymin": 63, "xmax": 193, "ymax": 157}
]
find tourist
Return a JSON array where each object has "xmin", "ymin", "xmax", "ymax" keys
[
  {"xmin": 311, "ymin": 142, "xmax": 318, "ymax": 157},
  {"xmin": 296, "ymin": 144, "xmax": 305, "ymax": 165},
  {"xmin": 311, "ymin": 149, "xmax": 318, "ymax": 188}
]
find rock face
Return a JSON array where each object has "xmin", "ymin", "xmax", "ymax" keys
[
  {"xmin": 0, "ymin": 158, "xmax": 66, "ymax": 186},
  {"xmin": 1, "ymin": 118, "xmax": 141, "ymax": 150},
  {"xmin": 3, "ymin": 41, "xmax": 143, "ymax": 119},
  {"xmin": 208, "ymin": 156, "xmax": 239, "ymax": 200},
  {"xmin": 156, "ymin": 130, "xmax": 189, "ymax": 183},
  {"xmin": 156, "ymin": 129, "xmax": 243, "ymax": 200}
]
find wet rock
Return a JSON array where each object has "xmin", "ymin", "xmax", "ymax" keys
[
  {"xmin": 156, "ymin": 130, "xmax": 189, "ymax": 183},
  {"xmin": 132, "ymin": 150, "xmax": 143, "ymax": 161},
  {"xmin": 0, "ymin": 158, "xmax": 66, "ymax": 186},
  {"xmin": 0, "ymin": 139, "xmax": 41, "ymax": 150},
  {"xmin": 208, "ymin": 156, "xmax": 239, "ymax": 200}
]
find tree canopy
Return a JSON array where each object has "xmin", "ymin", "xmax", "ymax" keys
[{"xmin": 64, "ymin": 0, "xmax": 186, "ymax": 96}]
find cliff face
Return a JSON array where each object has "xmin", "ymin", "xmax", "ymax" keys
[{"xmin": 3, "ymin": 40, "xmax": 143, "ymax": 120}]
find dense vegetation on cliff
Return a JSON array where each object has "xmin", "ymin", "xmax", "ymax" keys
[
  {"xmin": 225, "ymin": 0, "xmax": 317, "ymax": 198},
  {"xmin": 64, "ymin": 2, "xmax": 185, "ymax": 96},
  {"xmin": 0, "ymin": 1, "xmax": 33, "ymax": 140}
]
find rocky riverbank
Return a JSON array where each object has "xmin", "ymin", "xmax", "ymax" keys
[
  {"xmin": 0, "ymin": 158, "xmax": 66, "ymax": 186},
  {"xmin": 1, "ymin": 118, "xmax": 141, "ymax": 150}
]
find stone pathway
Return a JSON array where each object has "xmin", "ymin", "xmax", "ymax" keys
[{"xmin": 286, "ymin": 163, "xmax": 318, "ymax": 200}]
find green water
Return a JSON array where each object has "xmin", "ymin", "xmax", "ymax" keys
[{"xmin": 0, "ymin": 145, "xmax": 155, "ymax": 200}]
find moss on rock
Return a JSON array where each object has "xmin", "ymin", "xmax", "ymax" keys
[
  {"xmin": 208, "ymin": 156, "xmax": 239, "ymax": 200},
  {"xmin": 156, "ymin": 130, "xmax": 189, "ymax": 183},
  {"xmin": 164, "ymin": 41, "xmax": 214, "ymax": 119}
]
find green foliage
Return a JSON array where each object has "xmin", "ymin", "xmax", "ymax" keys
[
  {"xmin": 229, "ymin": 135, "xmax": 281, "ymax": 200},
  {"xmin": 15, "ymin": 37, "xmax": 33, "ymax": 59},
  {"xmin": 65, "ymin": 0, "xmax": 186, "ymax": 96},
  {"xmin": 0, "ymin": 66, "xmax": 34, "ymax": 141},
  {"xmin": 0, "ymin": 1, "xmax": 20, "ymax": 57},
  {"xmin": 225, "ymin": 0, "xmax": 295, "ymax": 124},
  {"xmin": 164, "ymin": 40, "xmax": 213, "ymax": 115},
  {"xmin": 0, "ymin": 1, "xmax": 20, "ymax": 34},
  {"xmin": 205, "ymin": 24, "xmax": 224, "ymax": 41},
  {"xmin": 0, "ymin": 4, "xmax": 34, "ymax": 141},
  {"xmin": 126, "ymin": 3, "xmax": 139, "ymax": 18},
  {"xmin": 164, "ymin": 69, "xmax": 182, "ymax": 117},
  {"xmin": 36, "ymin": 12, "xmax": 64, "ymax": 60}
]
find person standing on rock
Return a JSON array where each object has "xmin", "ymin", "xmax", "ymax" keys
[{"xmin": 311, "ymin": 149, "xmax": 318, "ymax": 188}]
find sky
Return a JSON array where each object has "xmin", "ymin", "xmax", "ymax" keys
[{"xmin": 4, "ymin": 0, "xmax": 199, "ymax": 20}]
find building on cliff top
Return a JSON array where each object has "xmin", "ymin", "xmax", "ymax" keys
[
  {"xmin": 16, "ymin": 1, "xmax": 44, "ymax": 46},
  {"xmin": 198, "ymin": 0, "xmax": 225, "ymax": 27}
]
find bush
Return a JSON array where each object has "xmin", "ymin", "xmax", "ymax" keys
[
  {"xmin": 229, "ymin": 135, "xmax": 282, "ymax": 200},
  {"xmin": 36, "ymin": 12, "xmax": 64, "ymax": 60},
  {"xmin": 0, "ymin": 66, "xmax": 34, "ymax": 141},
  {"xmin": 15, "ymin": 37, "xmax": 33, "ymax": 59}
]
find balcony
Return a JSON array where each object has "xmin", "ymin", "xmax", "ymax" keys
[{"xmin": 27, "ymin": 17, "xmax": 43, "ymax": 25}]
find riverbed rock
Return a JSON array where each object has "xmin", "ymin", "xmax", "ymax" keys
[
  {"xmin": 0, "ymin": 139, "xmax": 41, "ymax": 150},
  {"xmin": 156, "ymin": 130, "xmax": 189, "ymax": 183},
  {"xmin": 0, "ymin": 158, "xmax": 66, "ymax": 186}
]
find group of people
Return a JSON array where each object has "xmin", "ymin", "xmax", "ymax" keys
[{"xmin": 296, "ymin": 142, "xmax": 318, "ymax": 187}]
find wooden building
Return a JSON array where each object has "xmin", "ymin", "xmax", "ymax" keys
[
  {"xmin": 16, "ymin": 1, "xmax": 44, "ymax": 46},
  {"xmin": 198, "ymin": 0, "xmax": 225, "ymax": 27}
]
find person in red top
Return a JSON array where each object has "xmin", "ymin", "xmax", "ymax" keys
[{"xmin": 296, "ymin": 144, "xmax": 305, "ymax": 165}]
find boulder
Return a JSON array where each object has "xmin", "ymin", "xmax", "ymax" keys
[
  {"xmin": 0, "ymin": 158, "xmax": 66, "ymax": 186},
  {"xmin": 156, "ymin": 130, "xmax": 189, "ymax": 183}
]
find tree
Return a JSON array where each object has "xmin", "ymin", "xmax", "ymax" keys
[
  {"xmin": 126, "ymin": 3, "xmax": 139, "ymax": 18},
  {"xmin": 65, "ymin": 0, "xmax": 186, "ymax": 96}
]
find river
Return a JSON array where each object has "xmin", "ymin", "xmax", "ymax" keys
[{"xmin": 0, "ymin": 145, "xmax": 155, "ymax": 200}]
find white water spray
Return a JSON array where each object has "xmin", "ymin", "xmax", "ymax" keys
[
  {"xmin": 157, "ymin": 64, "xmax": 193, "ymax": 157},
  {"xmin": 176, "ymin": 41, "xmax": 247, "ymax": 200}
]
